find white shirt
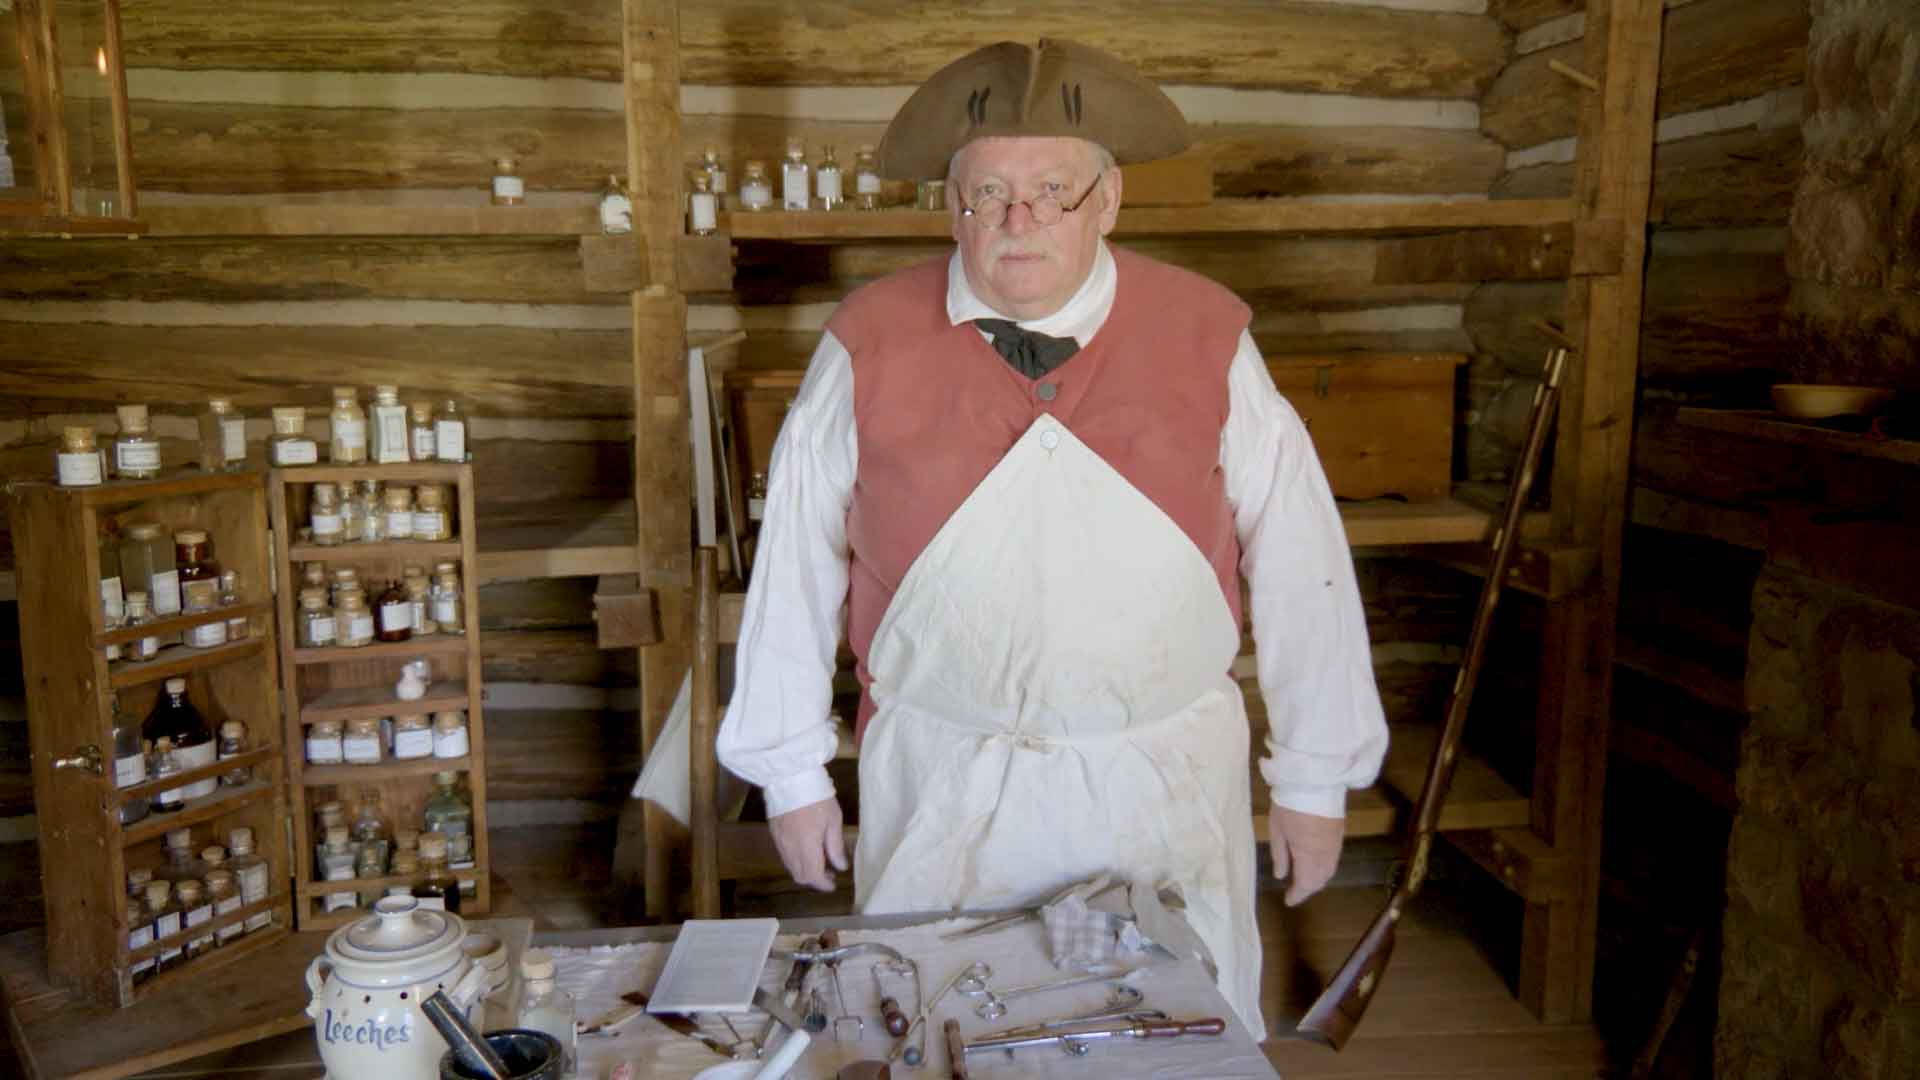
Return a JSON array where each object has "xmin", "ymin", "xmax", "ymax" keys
[{"xmin": 717, "ymin": 242, "xmax": 1388, "ymax": 820}]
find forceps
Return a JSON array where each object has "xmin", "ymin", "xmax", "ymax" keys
[{"xmin": 956, "ymin": 966, "xmax": 1137, "ymax": 1021}]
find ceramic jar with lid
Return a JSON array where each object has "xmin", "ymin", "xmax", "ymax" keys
[{"xmin": 304, "ymin": 896, "xmax": 489, "ymax": 1080}]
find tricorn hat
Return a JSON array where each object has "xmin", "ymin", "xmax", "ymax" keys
[{"xmin": 877, "ymin": 38, "xmax": 1192, "ymax": 180}]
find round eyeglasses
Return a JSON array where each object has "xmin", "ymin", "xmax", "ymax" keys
[{"xmin": 959, "ymin": 172, "xmax": 1105, "ymax": 230}]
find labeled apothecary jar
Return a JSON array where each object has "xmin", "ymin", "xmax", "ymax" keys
[
  {"xmin": 382, "ymin": 487, "xmax": 415, "ymax": 540},
  {"xmin": 306, "ymin": 719, "xmax": 345, "ymax": 765},
  {"xmin": 343, "ymin": 717, "xmax": 384, "ymax": 765},
  {"xmin": 432, "ymin": 711, "xmax": 470, "ymax": 759},
  {"xmin": 411, "ymin": 485, "xmax": 451, "ymax": 541},
  {"xmin": 298, "ymin": 591, "xmax": 336, "ymax": 649},
  {"xmin": 336, "ymin": 592, "xmax": 375, "ymax": 648},
  {"xmin": 309, "ymin": 483, "xmax": 345, "ymax": 547},
  {"xmin": 393, "ymin": 714, "xmax": 433, "ymax": 760}
]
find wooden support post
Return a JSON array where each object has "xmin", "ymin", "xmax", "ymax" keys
[
  {"xmin": 1522, "ymin": 0, "xmax": 1663, "ymax": 1024},
  {"xmin": 102, "ymin": 0, "xmax": 137, "ymax": 218},
  {"xmin": 611, "ymin": 0, "xmax": 692, "ymax": 924}
]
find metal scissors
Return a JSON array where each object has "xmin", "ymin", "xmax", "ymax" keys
[{"xmin": 957, "ymin": 966, "xmax": 1138, "ymax": 1021}]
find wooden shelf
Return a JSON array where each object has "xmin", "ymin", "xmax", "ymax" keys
[
  {"xmin": 300, "ymin": 756, "xmax": 472, "ymax": 786},
  {"xmin": 274, "ymin": 462, "xmax": 470, "ymax": 485},
  {"xmin": 292, "ymin": 635, "xmax": 468, "ymax": 666},
  {"xmin": 116, "ymin": 745, "xmax": 277, "ymax": 805},
  {"xmin": 108, "ymin": 636, "xmax": 268, "ymax": 689},
  {"xmin": 300, "ymin": 680, "xmax": 471, "ymax": 723},
  {"xmin": 119, "ymin": 779, "xmax": 275, "ymax": 847},
  {"xmin": 122, "ymin": 894, "xmax": 287, "ymax": 965},
  {"xmin": 9, "ymin": 469, "xmax": 263, "ymax": 508},
  {"xmin": 1, "ymin": 214, "xmax": 147, "ymax": 237},
  {"xmin": 1676, "ymin": 407, "xmax": 1920, "ymax": 467},
  {"xmin": 288, "ymin": 540, "xmax": 464, "ymax": 563},
  {"xmin": 143, "ymin": 205, "xmax": 599, "ymax": 238},
  {"xmin": 721, "ymin": 197, "xmax": 1576, "ymax": 241},
  {"xmin": 96, "ymin": 602, "xmax": 271, "ymax": 647},
  {"xmin": 475, "ymin": 497, "xmax": 638, "ymax": 585}
]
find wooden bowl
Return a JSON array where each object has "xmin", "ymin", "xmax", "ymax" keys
[{"xmin": 1770, "ymin": 383, "xmax": 1896, "ymax": 420}]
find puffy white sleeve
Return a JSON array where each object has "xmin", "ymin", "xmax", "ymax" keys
[
  {"xmin": 1220, "ymin": 332, "xmax": 1389, "ymax": 819},
  {"xmin": 714, "ymin": 330, "xmax": 858, "ymax": 818}
]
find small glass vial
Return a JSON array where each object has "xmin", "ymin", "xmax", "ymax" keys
[
  {"xmin": 412, "ymin": 485, "xmax": 449, "ymax": 541},
  {"xmin": 129, "ymin": 882, "xmax": 156, "ymax": 984},
  {"xmin": 269, "ymin": 407, "xmax": 318, "ymax": 467},
  {"xmin": 371, "ymin": 386, "xmax": 410, "ymax": 464},
  {"xmin": 298, "ymin": 592, "xmax": 337, "ymax": 650},
  {"xmin": 424, "ymin": 770, "xmax": 474, "ymax": 867},
  {"xmin": 318, "ymin": 826, "xmax": 358, "ymax": 913},
  {"xmin": 227, "ymin": 827, "xmax": 272, "ymax": 933},
  {"xmin": 163, "ymin": 827, "xmax": 200, "ymax": 880},
  {"xmin": 781, "ymin": 138, "xmax": 810, "ymax": 210},
  {"xmin": 332, "ymin": 571, "xmax": 363, "ymax": 608},
  {"xmin": 739, "ymin": 160, "xmax": 772, "ymax": 211},
  {"xmin": 112, "ymin": 404, "xmax": 162, "ymax": 480},
  {"xmin": 343, "ymin": 717, "xmax": 384, "ymax": 765},
  {"xmin": 150, "ymin": 738, "xmax": 186, "ymax": 813},
  {"xmin": 206, "ymin": 868, "xmax": 242, "ymax": 947},
  {"xmin": 409, "ymin": 402, "xmax": 436, "ymax": 463},
  {"xmin": 412, "ymin": 832, "xmax": 461, "ymax": 913},
  {"xmin": 112, "ymin": 695, "xmax": 149, "ymax": 825},
  {"xmin": 815, "ymin": 144, "xmax": 843, "ymax": 210},
  {"xmin": 491, "ymin": 157, "xmax": 524, "ymax": 206},
  {"xmin": 200, "ymin": 399, "xmax": 247, "ymax": 472},
  {"xmin": 376, "ymin": 580, "xmax": 413, "ymax": 643},
  {"xmin": 353, "ymin": 792, "xmax": 388, "ymax": 843},
  {"xmin": 393, "ymin": 714, "xmax": 433, "ymax": 760},
  {"xmin": 175, "ymin": 529, "xmax": 220, "ymax": 613},
  {"xmin": 303, "ymin": 562, "xmax": 329, "ymax": 592},
  {"xmin": 916, "ymin": 178, "xmax": 946, "ymax": 211},
  {"xmin": 217, "ymin": 720, "xmax": 250, "ymax": 785},
  {"xmin": 309, "ymin": 481, "xmax": 347, "ymax": 548},
  {"xmin": 701, "ymin": 147, "xmax": 729, "ymax": 207},
  {"xmin": 431, "ymin": 566, "xmax": 465, "ymax": 635},
  {"xmin": 336, "ymin": 592, "xmax": 375, "ymax": 648},
  {"xmin": 432, "ymin": 711, "xmax": 470, "ymax": 759},
  {"xmin": 146, "ymin": 881, "xmax": 183, "ymax": 973},
  {"xmin": 177, "ymin": 879, "xmax": 214, "ymax": 959},
  {"xmin": 854, "ymin": 144, "xmax": 882, "ymax": 210},
  {"xmin": 57, "ymin": 426, "xmax": 104, "ymax": 487},
  {"xmin": 382, "ymin": 486, "xmax": 415, "ymax": 540},
  {"xmin": 598, "ymin": 173, "xmax": 632, "ymax": 235},
  {"xmin": 433, "ymin": 399, "xmax": 466, "ymax": 463},
  {"xmin": 747, "ymin": 470, "xmax": 768, "ymax": 522},
  {"xmin": 517, "ymin": 950, "xmax": 578, "ymax": 1075},
  {"xmin": 395, "ymin": 828, "xmax": 420, "ymax": 856},
  {"xmin": 306, "ymin": 718, "xmax": 345, "ymax": 766},
  {"xmin": 122, "ymin": 592, "xmax": 160, "ymax": 662},
  {"xmin": 356, "ymin": 480, "xmax": 386, "ymax": 542},
  {"xmin": 328, "ymin": 386, "xmax": 367, "ymax": 464},
  {"xmin": 406, "ymin": 577, "xmax": 437, "ymax": 636},
  {"xmin": 315, "ymin": 800, "xmax": 348, "ymax": 834},
  {"xmin": 689, "ymin": 171, "xmax": 718, "ymax": 235},
  {"xmin": 221, "ymin": 571, "xmax": 249, "ymax": 642}
]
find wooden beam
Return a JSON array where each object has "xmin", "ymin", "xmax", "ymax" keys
[
  {"xmin": 143, "ymin": 206, "xmax": 599, "ymax": 237},
  {"xmin": 1374, "ymin": 224, "xmax": 1575, "ymax": 284},
  {"xmin": 101, "ymin": 0, "xmax": 137, "ymax": 219},
  {"xmin": 1493, "ymin": 125, "xmax": 1803, "ymax": 228},
  {"xmin": 1448, "ymin": 827, "xmax": 1574, "ymax": 903},
  {"xmin": 1491, "ymin": 0, "xmax": 1583, "ymax": 32},
  {"xmin": 1418, "ymin": 540, "xmax": 1599, "ymax": 600},
  {"xmin": 590, "ymin": 574, "xmax": 659, "ymax": 649}
]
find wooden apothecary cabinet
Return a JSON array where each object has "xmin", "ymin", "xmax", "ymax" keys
[{"xmin": 7, "ymin": 472, "xmax": 291, "ymax": 1008}]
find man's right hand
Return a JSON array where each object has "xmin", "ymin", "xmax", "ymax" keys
[{"xmin": 768, "ymin": 796, "xmax": 848, "ymax": 892}]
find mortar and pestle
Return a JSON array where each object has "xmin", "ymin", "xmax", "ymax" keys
[{"xmin": 422, "ymin": 990, "xmax": 565, "ymax": 1080}]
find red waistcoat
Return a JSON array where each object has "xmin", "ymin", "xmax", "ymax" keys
[{"xmin": 827, "ymin": 245, "xmax": 1252, "ymax": 737}]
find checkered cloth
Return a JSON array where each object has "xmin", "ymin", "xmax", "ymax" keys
[{"xmin": 1040, "ymin": 874, "xmax": 1220, "ymax": 977}]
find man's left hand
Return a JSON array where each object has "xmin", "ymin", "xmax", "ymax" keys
[{"xmin": 1268, "ymin": 807, "xmax": 1345, "ymax": 907}]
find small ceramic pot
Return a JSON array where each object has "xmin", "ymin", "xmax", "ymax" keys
[{"xmin": 306, "ymin": 895, "xmax": 491, "ymax": 1080}]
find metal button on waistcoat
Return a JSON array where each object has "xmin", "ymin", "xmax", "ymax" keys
[
  {"xmin": 1036, "ymin": 382, "xmax": 1058, "ymax": 401},
  {"xmin": 1039, "ymin": 430, "xmax": 1061, "ymax": 450}
]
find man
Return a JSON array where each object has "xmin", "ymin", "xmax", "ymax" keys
[{"xmin": 716, "ymin": 39, "xmax": 1387, "ymax": 1040}]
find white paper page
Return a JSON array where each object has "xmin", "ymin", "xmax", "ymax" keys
[{"xmin": 646, "ymin": 918, "xmax": 780, "ymax": 1014}]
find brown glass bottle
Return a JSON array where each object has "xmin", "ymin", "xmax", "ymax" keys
[
  {"xmin": 411, "ymin": 832, "xmax": 462, "ymax": 914},
  {"xmin": 375, "ymin": 579, "xmax": 412, "ymax": 643}
]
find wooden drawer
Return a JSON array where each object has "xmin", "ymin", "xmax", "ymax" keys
[{"xmin": 1269, "ymin": 352, "xmax": 1464, "ymax": 500}]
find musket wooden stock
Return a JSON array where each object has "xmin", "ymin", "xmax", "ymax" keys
[{"xmin": 1296, "ymin": 346, "xmax": 1569, "ymax": 1050}]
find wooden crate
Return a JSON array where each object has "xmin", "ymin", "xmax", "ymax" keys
[
  {"xmin": 267, "ymin": 463, "xmax": 492, "ymax": 930},
  {"xmin": 5, "ymin": 472, "xmax": 292, "ymax": 1009},
  {"xmin": 1269, "ymin": 353, "xmax": 1464, "ymax": 501}
]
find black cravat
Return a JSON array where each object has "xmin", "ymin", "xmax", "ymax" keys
[{"xmin": 974, "ymin": 318, "xmax": 1081, "ymax": 379}]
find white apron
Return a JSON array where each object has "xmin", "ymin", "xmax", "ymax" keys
[{"xmin": 855, "ymin": 416, "xmax": 1266, "ymax": 1041}]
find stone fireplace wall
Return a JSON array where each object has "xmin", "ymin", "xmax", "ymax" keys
[{"xmin": 1718, "ymin": 564, "xmax": 1920, "ymax": 1077}]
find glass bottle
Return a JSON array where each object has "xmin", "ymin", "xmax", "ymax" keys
[
  {"xmin": 781, "ymin": 138, "xmax": 810, "ymax": 210},
  {"xmin": 491, "ymin": 157, "xmax": 523, "ymax": 206},
  {"xmin": 318, "ymin": 825, "xmax": 358, "ymax": 913},
  {"xmin": 57, "ymin": 426, "xmax": 104, "ymax": 487},
  {"xmin": 298, "ymin": 591, "xmax": 337, "ymax": 650},
  {"xmin": 376, "ymin": 580, "xmax": 413, "ymax": 643},
  {"xmin": 200, "ymin": 399, "xmax": 247, "ymax": 473},
  {"xmin": 409, "ymin": 401, "xmax": 436, "ymax": 463},
  {"xmin": 517, "ymin": 950, "xmax": 578, "ymax": 1076},
  {"xmin": 129, "ymin": 882, "xmax": 156, "ymax": 984},
  {"xmin": 227, "ymin": 827, "xmax": 272, "ymax": 933},
  {"xmin": 303, "ymin": 561, "xmax": 329, "ymax": 592},
  {"xmin": 423, "ymin": 771, "xmax": 474, "ymax": 869},
  {"xmin": 220, "ymin": 571, "xmax": 249, "ymax": 642},
  {"xmin": 111, "ymin": 695, "xmax": 150, "ymax": 825},
  {"xmin": 330, "ymin": 568, "xmax": 360, "ymax": 607},
  {"xmin": 120, "ymin": 522, "xmax": 180, "ymax": 617},
  {"xmin": 177, "ymin": 879, "xmax": 214, "ymax": 959},
  {"xmin": 176, "ymin": 530, "xmax": 225, "ymax": 646},
  {"xmin": 431, "ymin": 564, "xmax": 464, "ymax": 635},
  {"xmin": 337, "ymin": 592, "xmax": 374, "ymax": 648},
  {"xmin": 411, "ymin": 832, "xmax": 461, "ymax": 914},
  {"xmin": 315, "ymin": 800, "xmax": 347, "ymax": 834},
  {"xmin": 412, "ymin": 485, "xmax": 450, "ymax": 541},
  {"xmin": 114, "ymin": 404, "xmax": 162, "ymax": 480},
  {"xmin": 433, "ymin": 399, "xmax": 466, "ymax": 463},
  {"xmin": 344, "ymin": 716, "xmax": 385, "ymax": 765},
  {"xmin": 392, "ymin": 714, "xmax": 433, "ymax": 760},
  {"xmin": 146, "ymin": 677, "xmax": 217, "ymax": 800},
  {"xmin": 371, "ymin": 386, "xmax": 410, "ymax": 464},
  {"xmin": 150, "ymin": 738, "xmax": 185, "ymax": 813},
  {"xmin": 689, "ymin": 171, "xmax": 718, "ymax": 236},
  {"xmin": 854, "ymin": 144, "xmax": 882, "ymax": 210},
  {"xmin": 701, "ymin": 147, "xmax": 728, "ymax": 207},
  {"xmin": 217, "ymin": 720, "xmax": 250, "ymax": 785},
  {"xmin": 382, "ymin": 486, "xmax": 415, "ymax": 540},
  {"xmin": 815, "ymin": 144, "xmax": 843, "ymax": 210},
  {"xmin": 597, "ymin": 173, "xmax": 632, "ymax": 235},
  {"xmin": 356, "ymin": 479, "xmax": 386, "ymax": 542},
  {"xmin": 747, "ymin": 470, "xmax": 768, "ymax": 522},
  {"xmin": 163, "ymin": 827, "xmax": 200, "ymax": 880},
  {"xmin": 206, "ymin": 868, "xmax": 241, "ymax": 947},
  {"xmin": 99, "ymin": 530, "xmax": 125, "ymax": 633},
  {"xmin": 147, "ymin": 881, "xmax": 183, "ymax": 973},
  {"xmin": 431, "ymin": 711, "xmax": 470, "ymax": 759},
  {"xmin": 739, "ymin": 160, "xmax": 772, "ymax": 211},
  {"xmin": 122, "ymin": 592, "xmax": 160, "ymax": 662},
  {"xmin": 306, "ymin": 718, "xmax": 345, "ymax": 766},
  {"xmin": 328, "ymin": 387, "xmax": 367, "ymax": 464},
  {"xmin": 269, "ymin": 407, "xmax": 318, "ymax": 467},
  {"xmin": 309, "ymin": 482, "xmax": 345, "ymax": 548}
]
